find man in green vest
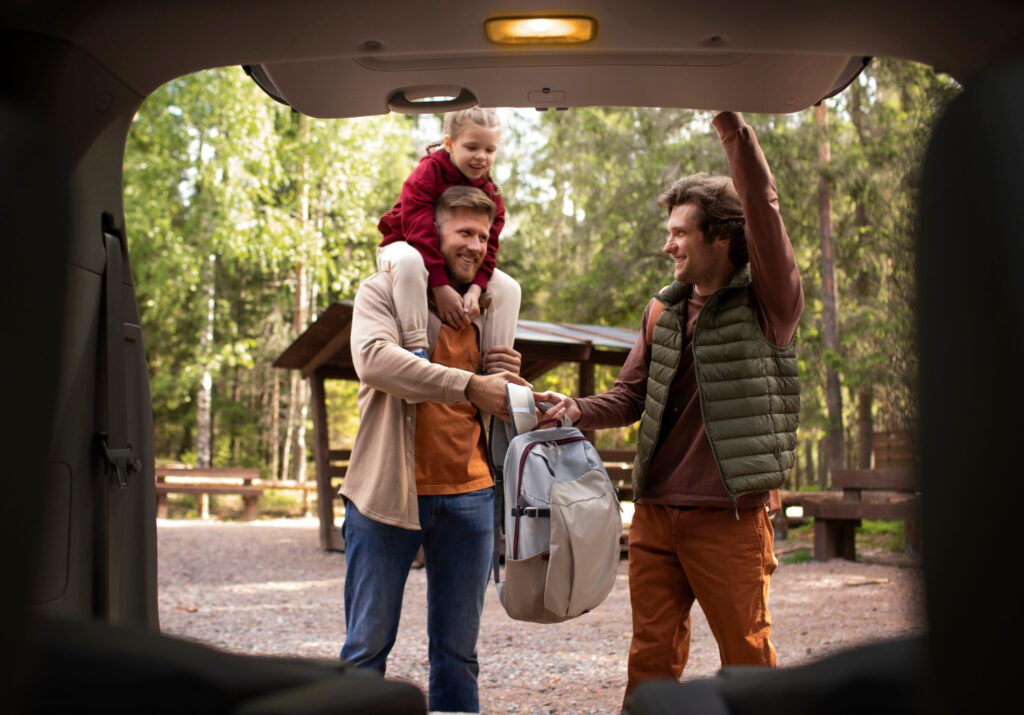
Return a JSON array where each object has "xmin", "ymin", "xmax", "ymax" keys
[{"xmin": 536, "ymin": 111, "xmax": 803, "ymax": 701}]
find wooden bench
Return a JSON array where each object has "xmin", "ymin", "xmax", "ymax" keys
[
  {"xmin": 803, "ymin": 467, "xmax": 920, "ymax": 561},
  {"xmin": 258, "ymin": 479, "xmax": 320, "ymax": 518},
  {"xmin": 772, "ymin": 489, "xmax": 831, "ymax": 539},
  {"xmin": 155, "ymin": 467, "xmax": 263, "ymax": 521}
]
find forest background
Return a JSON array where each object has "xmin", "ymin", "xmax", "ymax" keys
[{"xmin": 124, "ymin": 59, "xmax": 957, "ymax": 487}]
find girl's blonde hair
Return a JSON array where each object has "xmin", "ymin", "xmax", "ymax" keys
[
  {"xmin": 444, "ymin": 107, "xmax": 501, "ymax": 140},
  {"xmin": 427, "ymin": 107, "xmax": 502, "ymax": 193},
  {"xmin": 426, "ymin": 107, "xmax": 501, "ymax": 152}
]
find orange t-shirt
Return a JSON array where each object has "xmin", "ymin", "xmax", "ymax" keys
[{"xmin": 414, "ymin": 323, "xmax": 492, "ymax": 495}]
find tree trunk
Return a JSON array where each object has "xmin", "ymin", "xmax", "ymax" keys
[
  {"xmin": 816, "ymin": 102, "xmax": 844, "ymax": 475},
  {"xmin": 290, "ymin": 266, "xmax": 315, "ymax": 483},
  {"xmin": 803, "ymin": 439, "xmax": 815, "ymax": 491},
  {"xmin": 295, "ymin": 380, "xmax": 310, "ymax": 483},
  {"xmin": 196, "ymin": 252, "xmax": 217, "ymax": 468},
  {"xmin": 817, "ymin": 436, "xmax": 829, "ymax": 489},
  {"xmin": 230, "ymin": 365, "xmax": 241, "ymax": 465},
  {"xmin": 285, "ymin": 118, "xmax": 314, "ymax": 481},
  {"xmin": 850, "ymin": 85, "xmax": 877, "ymax": 471},
  {"xmin": 858, "ymin": 386, "xmax": 874, "ymax": 469},
  {"xmin": 269, "ymin": 370, "xmax": 280, "ymax": 479},
  {"xmin": 282, "ymin": 365, "xmax": 300, "ymax": 479}
]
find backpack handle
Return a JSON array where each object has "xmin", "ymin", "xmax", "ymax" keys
[{"xmin": 506, "ymin": 383, "xmax": 538, "ymax": 435}]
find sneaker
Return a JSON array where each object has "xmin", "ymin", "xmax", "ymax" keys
[{"xmin": 411, "ymin": 348, "xmax": 429, "ymax": 360}]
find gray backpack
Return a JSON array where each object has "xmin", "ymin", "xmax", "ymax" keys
[{"xmin": 489, "ymin": 385, "xmax": 622, "ymax": 624}]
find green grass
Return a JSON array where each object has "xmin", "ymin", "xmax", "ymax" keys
[
  {"xmin": 166, "ymin": 494, "xmax": 199, "ymax": 519},
  {"xmin": 163, "ymin": 490, "xmax": 313, "ymax": 521},
  {"xmin": 259, "ymin": 490, "xmax": 309, "ymax": 518},
  {"xmin": 164, "ymin": 494, "xmax": 250, "ymax": 520},
  {"xmin": 859, "ymin": 520, "xmax": 906, "ymax": 552},
  {"xmin": 782, "ymin": 547, "xmax": 812, "ymax": 564}
]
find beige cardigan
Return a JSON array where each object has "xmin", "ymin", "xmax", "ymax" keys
[{"xmin": 338, "ymin": 271, "xmax": 487, "ymax": 530}]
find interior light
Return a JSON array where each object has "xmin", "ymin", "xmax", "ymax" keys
[{"xmin": 485, "ymin": 16, "xmax": 596, "ymax": 45}]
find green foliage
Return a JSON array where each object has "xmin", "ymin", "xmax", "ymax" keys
[
  {"xmin": 502, "ymin": 108, "xmax": 722, "ymax": 326},
  {"xmin": 164, "ymin": 494, "xmax": 199, "ymax": 519},
  {"xmin": 126, "ymin": 67, "xmax": 412, "ymax": 468},
  {"xmin": 782, "ymin": 547, "xmax": 812, "ymax": 564},
  {"xmin": 502, "ymin": 59, "xmax": 956, "ymax": 460},
  {"xmin": 127, "ymin": 60, "xmax": 955, "ymax": 482},
  {"xmin": 859, "ymin": 519, "xmax": 902, "ymax": 535},
  {"xmin": 259, "ymin": 490, "xmax": 310, "ymax": 518},
  {"xmin": 325, "ymin": 380, "xmax": 363, "ymax": 450}
]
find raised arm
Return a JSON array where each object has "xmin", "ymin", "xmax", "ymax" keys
[{"xmin": 713, "ymin": 111, "xmax": 803, "ymax": 346}]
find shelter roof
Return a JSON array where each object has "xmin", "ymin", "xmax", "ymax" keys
[{"xmin": 273, "ymin": 302, "xmax": 637, "ymax": 381}]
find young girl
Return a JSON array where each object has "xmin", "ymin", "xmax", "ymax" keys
[{"xmin": 376, "ymin": 108, "xmax": 520, "ymax": 360}]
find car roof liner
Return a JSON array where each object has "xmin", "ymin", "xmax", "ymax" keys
[
  {"xmin": 243, "ymin": 54, "xmax": 875, "ymax": 115},
  {"xmin": 242, "ymin": 64, "xmax": 291, "ymax": 108},
  {"xmin": 819, "ymin": 56, "xmax": 872, "ymax": 104}
]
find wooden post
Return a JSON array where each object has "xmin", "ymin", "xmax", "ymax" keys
[
  {"xmin": 814, "ymin": 519, "xmax": 858, "ymax": 561},
  {"xmin": 241, "ymin": 475, "xmax": 259, "ymax": 521},
  {"xmin": 155, "ymin": 475, "xmax": 168, "ymax": 518},
  {"xmin": 242, "ymin": 496, "xmax": 259, "ymax": 521},
  {"xmin": 309, "ymin": 371, "xmax": 341, "ymax": 551},
  {"xmin": 301, "ymin": 488, "xmax": 312, "ymax": 518}
]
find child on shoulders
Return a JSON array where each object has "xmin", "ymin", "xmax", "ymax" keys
[{"xmin": 377, "ymin": 107, "xmax": 520, "ymax": 361}]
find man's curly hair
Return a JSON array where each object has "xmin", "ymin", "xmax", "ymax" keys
[{"xmin": 658, "ymin": 173, "xmax": 748, "ymax": 267}]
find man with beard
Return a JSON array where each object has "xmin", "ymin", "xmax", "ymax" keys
[{"xmin": 339, "ymin": 185, "xmax": 525, "ymax": 713}]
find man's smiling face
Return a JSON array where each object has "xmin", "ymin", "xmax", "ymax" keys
[
  {"xmin": 663, "ymin": 201, "xmax": 732, "ymax": 295},
  {"xmin": 438, "ymin": 206, "xmax": 490, "ymax": 285}
]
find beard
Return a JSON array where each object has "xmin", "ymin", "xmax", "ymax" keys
[{"xmin": 443, "ymin": 253, "xmax": 482, "ymax": 285}]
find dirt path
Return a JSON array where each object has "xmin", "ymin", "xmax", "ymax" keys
[{"xmin": 157, "ymin": 518, "xmax": 925, "ymax": 713}]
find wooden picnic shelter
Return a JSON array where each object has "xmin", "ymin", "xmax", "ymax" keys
[{"xmin": 273, "ymin": 301, "xmax": 638, "ymax": 551}]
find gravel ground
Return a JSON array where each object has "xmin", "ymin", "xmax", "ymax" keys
[{"xmin": 157, "ymin": 517, "xmax": 925, "ymax": 714}]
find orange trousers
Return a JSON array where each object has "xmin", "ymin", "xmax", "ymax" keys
[{"xmin": 624, "ymin": 503, "xmax": 778, "ymax": 697}]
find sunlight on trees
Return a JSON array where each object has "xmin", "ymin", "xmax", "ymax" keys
[{"xmin": 124, "ymin": 60, "xmax": 956, "ymax": 483}]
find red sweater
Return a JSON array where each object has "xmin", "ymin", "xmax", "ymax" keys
[
  {"xmin": 577, "ymin": 112, "xmax": 804, "ymax": 509},
  {"xmin": 378, "ymin": 149, "xmax": 505, "ymax": 290}
]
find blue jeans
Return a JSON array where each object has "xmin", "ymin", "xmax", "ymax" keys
[{"xmin": 339, "ymin": 488, "xmax": 494, "ymax": 713}]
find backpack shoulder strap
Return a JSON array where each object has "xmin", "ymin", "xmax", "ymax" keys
[{"xmin": 645, "ymin": 299, "xmax": 666, "ymax": 346}]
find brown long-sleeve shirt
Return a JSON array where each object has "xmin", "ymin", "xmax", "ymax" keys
[{"xmin": 577, "ymin": 112, "xmax": 803, "ymax": 509}]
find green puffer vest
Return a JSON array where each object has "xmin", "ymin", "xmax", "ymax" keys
[{"xmin": 633, "ymin": 266, "xmax": 800, "ymax": 502}]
